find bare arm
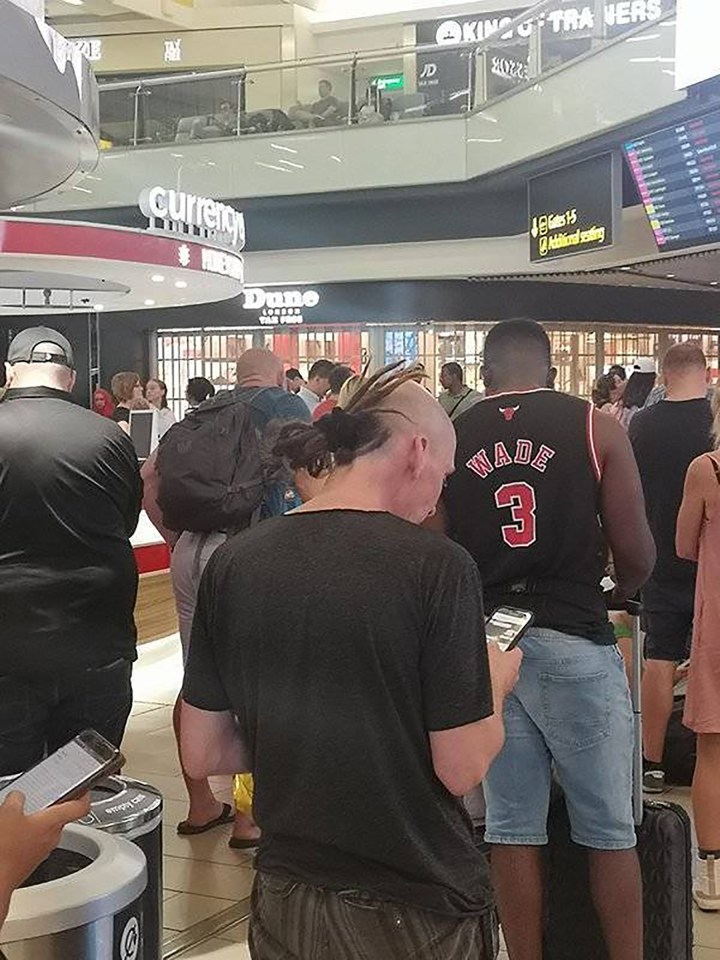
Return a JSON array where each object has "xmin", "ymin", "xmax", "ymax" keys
[
  {"xmin": 594, "ymin": 409, "xmax": 656, "ymax": 596},
  {"xmin": 180, "ymin": 702, "xmax": 250, "ymax": 780},
  {"xmin": 429, "ymin": 644, "xmax": 521, "ymax": 796},
  {"xmin": 676, "ymin": 457, "xmax": 711, "ymax": 561},
  {"xmin": 140, "ymin": 450, "xmax": 179, "ymax": 548}
]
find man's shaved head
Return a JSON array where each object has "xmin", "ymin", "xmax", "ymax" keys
[
  {"xmin": 275, "ymin": 365, "xmax": 455, "ymax": 524},
  {"xmin": 236, "ymin": 349, "xmax": 284, "ymax": 388}
]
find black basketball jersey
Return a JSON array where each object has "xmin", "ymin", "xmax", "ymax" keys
[{"xmin": 445, "ymin": 389, "xmax": 613, "ymax": 644}]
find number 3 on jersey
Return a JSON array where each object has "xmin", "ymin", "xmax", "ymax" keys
[{"xmin": 495, "ymin": 482, "xmax": 537, "ymax": 548}]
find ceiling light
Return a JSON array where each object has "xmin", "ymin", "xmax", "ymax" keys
[
  {"xmin": 60, "ymin": 0, "xmax": 85, "ymax": 6},
  {"xmin": 711, "ymin": 281, "xmax": 719, "ymax": 286},
  {"xmin": 666, "ymin": 274, "xmax": 675, "ymax": 278},
  {"xmin": 174, "ymin": 280, "xmax": 188, "ymax": 289},
  {"xmin": 151, "ymin": 274, "xmax": 165, "ymax": 283},
  {"xmin": 94, "ymin": 303, "xmax": 104, "ymax": 311},
  {"xmin": 144, "ymin": 299, "xmax": 156, "ymax": 306}
]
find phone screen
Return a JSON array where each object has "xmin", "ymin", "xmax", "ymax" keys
[
  {"xmin": 0, "ymin": 734, "xmax": 119, "ymax": 814},
  {"xmin": 486, "ymin": 607, "xmax": 534, "ymax": 652}
]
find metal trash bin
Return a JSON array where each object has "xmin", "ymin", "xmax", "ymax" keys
[
  {"xmin": 0, "ymin": 823, "xmax": 146, "ymax": 960},
  {"xmin": 79, "ymin": 777, "xmax": 163, "ymax": 960}
]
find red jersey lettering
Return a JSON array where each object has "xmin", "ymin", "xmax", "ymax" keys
[
  {"xmin": 467, "ymin": 448, "xmax": 494, "ymax": 479},
  {"xmin": 494, "ymin": 442, "xmax": 512, "ymax": 468},
  {"xmin": 495, "ymin": 482, "xmax": 537, "ymax": 548},
  {"xmin": 515, "ymin": 439, "xmax": 532, "ymax": 465},
  {"xmin": 530, "ymin": 444, "xmax": 556, "ymax": 473}
]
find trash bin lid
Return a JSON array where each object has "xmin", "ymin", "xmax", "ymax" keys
[
  {"xmin": 79, "ymin": 775, "xmax": 162, "ymax": 837},
  {"xmin": 0, "ymin": 824, "xmax": 147, "ymax": 941}
]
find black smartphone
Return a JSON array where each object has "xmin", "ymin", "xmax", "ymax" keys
[
  {"xmin": 486, "ymin": 606, "xmax": 535, "ymax": 652},
  {"xmin": 0, "ymin": 730, "xmax": 124, "ymax": 815}
]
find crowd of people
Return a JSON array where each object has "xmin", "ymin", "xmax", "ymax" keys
[{"xmin": 0, "ymin": 321, "xmax": 718, "ymax": 957}]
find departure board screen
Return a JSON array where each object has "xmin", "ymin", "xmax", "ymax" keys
[{"xmin": 625, "ymin": 112, "xmax": 720, "ymax": 252}]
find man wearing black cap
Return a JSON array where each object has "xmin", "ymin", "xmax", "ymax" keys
[{"xmin": 0, "ymin": 327, "xmax": 143, "ymax": 775}]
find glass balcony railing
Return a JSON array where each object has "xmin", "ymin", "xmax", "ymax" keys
[{"xmin": 97, "ymin": 0, "xmax": 677, "ymax": 150}]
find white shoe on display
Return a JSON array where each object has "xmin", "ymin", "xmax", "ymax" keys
[{"xmin": 694, "ymin": 854, "xmax": 720, "ymax": 912}]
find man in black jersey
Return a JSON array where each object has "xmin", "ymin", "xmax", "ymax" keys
[
  {"xmin": 180, "ymin": 368, "xmax": 522, "ymax": 960},
  {"xmin": 629, "ymin": 343, "xmax": 712, "ymax": 794},
  {"xmin": 444, "ymin": 320, "xmax": 655, "ymax": 960}
]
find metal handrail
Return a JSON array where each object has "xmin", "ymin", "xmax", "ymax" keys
[
  {"xmin": 97, "ymin": 0, "xmax": 572, "ymax": 92},
  {"xmin": 97, "ymin": 0, "xmax": 677, "ymax": 147}
]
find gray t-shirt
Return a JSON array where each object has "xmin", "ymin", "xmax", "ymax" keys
[{"xmin": 439, "ymin": 388, "xmax": 483, "ymax": 421}]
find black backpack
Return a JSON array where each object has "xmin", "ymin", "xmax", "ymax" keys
[{"xmin": 156, "ymin": 389, "xmax": 268, "ymax": 534}]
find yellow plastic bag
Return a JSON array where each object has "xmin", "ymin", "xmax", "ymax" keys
[{"xmin": 233, "ymin": 774, "xmax": 254, "ymax": 816}]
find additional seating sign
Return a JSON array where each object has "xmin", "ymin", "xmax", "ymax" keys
[{"xmin": 528, "ymin": 153, "xmax": 620, "ymax": 263}]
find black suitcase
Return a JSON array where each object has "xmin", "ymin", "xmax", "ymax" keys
[{"xmin": 543, "ymin": 602, "xmax": 694, "ymax": 960}]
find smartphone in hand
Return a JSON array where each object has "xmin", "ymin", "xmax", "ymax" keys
[
  {"xmin": 486, "ymin": 606, "xmax": 535, "ymax": 652},
  {"xmin": 0, "ymin": 730, "xmax": 124, "ymax": 815}
]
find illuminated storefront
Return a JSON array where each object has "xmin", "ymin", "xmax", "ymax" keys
[{"xmin": 156, "ymin": 320, "xmax": 720, "ymax": 420}]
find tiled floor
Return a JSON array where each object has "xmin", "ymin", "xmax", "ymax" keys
[
  {"xmin": 125, "ymin": 636, "xmax": 253, "ymax": 959},
  {"xmin": 127, "ymin": 635, "xmax": 720, "ymax": 960}
]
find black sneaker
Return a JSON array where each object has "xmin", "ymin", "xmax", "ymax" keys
[{"xmin": 643, "ymin": 768, "xmax": 666, "ymax": 794}]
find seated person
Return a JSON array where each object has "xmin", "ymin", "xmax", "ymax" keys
[
  {"xmin": 289, "ymin": 80, "xmax": 343, "ymax": 128},
  {"xmin": 210, "ymin": 100, "xmax": 235, "ymax": 136}
]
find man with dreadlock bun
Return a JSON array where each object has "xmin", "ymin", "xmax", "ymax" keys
[{"xmin": 180, "ymin": 363, "xmax": 522, "ymax": 960}]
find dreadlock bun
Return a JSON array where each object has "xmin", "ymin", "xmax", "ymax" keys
[{"xmin": 273, "ymin": 361, "xmax": 425, "ymax": 477}]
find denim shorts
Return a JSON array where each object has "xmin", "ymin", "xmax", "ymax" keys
[{"xmin": 484, "ymin": 629, "xmax": 635, "ymax": 851}]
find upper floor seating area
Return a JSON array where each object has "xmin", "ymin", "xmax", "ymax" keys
[{"xmin": 96, "ymin": 0, "xmax": 678, "ymax": 150}]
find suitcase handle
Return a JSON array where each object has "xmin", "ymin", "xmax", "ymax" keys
[
  {"xmin": 605, "ymin": 596, "xmax": 644, "ymax": 824},
  {"xmin": 628, "ymin": 606, "xmax": 644, "ymax": 827}
]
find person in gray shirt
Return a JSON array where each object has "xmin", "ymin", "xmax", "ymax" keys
[{"xmin": 438, "ymin": 362, "xmax": 483, "ymax": 421}]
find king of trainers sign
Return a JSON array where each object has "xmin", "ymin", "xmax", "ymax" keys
[{"xmin": 415, "ymin": 1, "xmax": 672, "ymax": 107}]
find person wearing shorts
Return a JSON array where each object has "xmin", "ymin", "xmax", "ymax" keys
[
  {"xmin": 630, "ymin": 344, "xmax": 712, "ymax": 793},
  {"xmin": 444, "ymin": 320, "xmax": 656, "ymax": 960},
  {"xmin": 677, "ymin": 440, "xmax": 720, "ymax": 911}
]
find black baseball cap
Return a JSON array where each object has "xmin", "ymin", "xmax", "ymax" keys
[{"xmin": 7, "ymin": 327, "xmax": 74, "ymax": 368}]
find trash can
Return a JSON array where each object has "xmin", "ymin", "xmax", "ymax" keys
[
  {"xmin": 0, "ymin": 823, "xmax": 146, "ymax": 960},
  {"xmin": 79, "ymin": 776, "xmax": 163, "ymax": 960}
]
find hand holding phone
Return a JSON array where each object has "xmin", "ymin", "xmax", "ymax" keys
[
  {"xmin": 485, "ymin": 606, "xmax": 534, "ymax": 652},
  {"xmin": 487, "ymin": 642, "xmax": 523, "ymax": 702},
  {"xmin": 0, "ymin": 730, "xmax": 123, "ymax": 816}
]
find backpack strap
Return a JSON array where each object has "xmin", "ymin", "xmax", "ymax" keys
[{"xmin": 447, "ymin": 389, "xmax": 472, "ymax": 419}]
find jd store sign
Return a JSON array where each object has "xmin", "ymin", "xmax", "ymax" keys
[{"xmin": 416, "ymin": 0, "xmax": 671, "ymax": 107}]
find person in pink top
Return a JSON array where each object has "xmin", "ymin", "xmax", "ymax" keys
[{"xmin": 676, "ymin": 385, "xmax": 720, "ymax": 913}]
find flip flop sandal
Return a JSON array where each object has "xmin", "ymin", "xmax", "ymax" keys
[
  {"xmin": 177, "ymin": 803, "xmax": 234, "ymax": 836},
  {"xmin": 228, "ymin": 836, "xmax": 260, "ymax": 850}
]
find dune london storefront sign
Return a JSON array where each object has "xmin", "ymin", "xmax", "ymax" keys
[{"xmin": 242, "ymin": 287, "xmax": 320, "ymax": 326}]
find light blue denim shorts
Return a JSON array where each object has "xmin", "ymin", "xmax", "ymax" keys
[{"xmin": 484, "ymin": 629, "xmax": 636, "ymax": 851}]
